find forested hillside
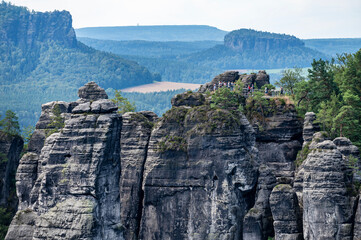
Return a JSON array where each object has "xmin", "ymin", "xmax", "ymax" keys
[{"xmin": 0, "ymin": 2, "xmax": 159, "ymax": 127}]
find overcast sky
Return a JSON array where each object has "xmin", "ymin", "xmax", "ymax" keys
[{"xmin": 8, "ymin": 0, "xmax": 361, "ymax": 39}]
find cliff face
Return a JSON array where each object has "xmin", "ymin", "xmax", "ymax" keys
[
  {"xmin": 5, "ymin": 82, "xmax": 361, "ymax": 240},
  {"xmin": 224, "ymin": 29, "xmax": 304, "ymax": 53},
  {"xmin": 0, "ymin": 3, "xmax": 76, "ymax": 49}
]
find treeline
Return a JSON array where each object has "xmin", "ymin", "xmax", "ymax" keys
[{"xmin": 283, "ymin": 49, "xmax": 361, "ymax": 148}]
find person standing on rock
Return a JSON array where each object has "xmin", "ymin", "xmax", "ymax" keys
[
  {"xmin": 280, "ymin": 87, "xmax": 284, "ymax": 95},
  {"xmin": 213, "ymin": 83, "xmax": 217, "ymax": 91}
]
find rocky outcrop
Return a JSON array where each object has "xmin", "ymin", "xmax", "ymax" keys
[
  {"xmin": 0, "ymin": 2, "xmax": 77, "ymax": 49},
  {"xmin": 0, "ymin": 132, "xmax": 23, "ymax": 208},
  {"xmin": 302, "ymin": 112, "xmax": 320, "ymax": 147},
  {"xmin": 171, "ymin": 91, "xmax": 205, "ymax": 107},
  {"xmin": 199, "ymin": 70, "xmax": 270, "ymax": 93},
  {"xmin": 270, "ymin": 184, "xmax": 302, "ymax": 240},
  {"xmin": 301, "ymin": 140, "xmax": 354, "ymax": 239},
  {"xmin": 354, "ymin": 192, "xmax": 361, "ymax": 240},
  {"xmin": 6, "ymin": 82, "xmax": 122, "ymax": 240},
  {"xmin": 139, "ymin": 103, "xmax": 258, "ymax": 239},
  {"xmin": 243, "ymin": 165, "xmax": 276, "ymax": 240},
  {"xmin": 119, "ymin": 111, "xmax": 157, "ymax": 240},
  {"xmin": 78, "ymin": 81, "xmax": 109, "ymax": 101}
]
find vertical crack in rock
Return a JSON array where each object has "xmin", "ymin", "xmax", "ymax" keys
[
  {"xmin": 119, "ymin": 111, "xmax": 158, "ymax": 240},
  {"xmin": 135, "ymin": 123, "xmax": 152, "ymax": 240}
]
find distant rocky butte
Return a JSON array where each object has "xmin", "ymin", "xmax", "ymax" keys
[
  {"xmin": 224, "ymin": 29, "xmax": 304, "ymax": 53},
  {"xmin": 5, "ymin": 76, "xmax": 361, "ymax": 239},
  {"xmin": 0, "ymin": 3, "xmax": 76, "ymax": 49}
]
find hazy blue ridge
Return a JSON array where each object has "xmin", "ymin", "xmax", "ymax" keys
[
  {"xmin": 304, "ymin": 38, "xmax": 361, "ymax": 57},
  {"xmin": 78, "ymin": 37, "xmax": 222, "ymax": 58},
  {"xmin": 75, "ymin": 25, "xmax": 228, "ymax": 42}
]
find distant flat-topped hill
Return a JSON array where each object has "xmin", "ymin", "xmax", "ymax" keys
[
  {"xmin": 75, "ymin": 25, "xmax": 228, "ymax": 42},
  {"xmin": 185, "ymin": 28, "xmax": 327, "ymax": 69}
]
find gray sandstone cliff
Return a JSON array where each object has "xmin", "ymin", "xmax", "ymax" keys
[
  {"xmin": 139, "ymin": 97, "xmax": 259, "ymax": 239},
  {"xmin": 6, "ymin": 82, "xmax": 123, "ymax": 240},
  {"xmin": 5, "ymin": 84, "xmax": 361, "ymax": 240}
]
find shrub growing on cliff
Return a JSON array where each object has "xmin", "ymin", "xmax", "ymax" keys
[
  {"xmin": 112, "ymin": 90, "xmax": 136, "ymax": 114},
  {"xmin": 211, "ymin": 87, "xmax": 241, "ymax": 110},
  {"xmin": 46, "ymin": 104, "xmax": 65, "ymax": 137},
  {"xmin": 0, "ymin": 110, "xmax": 20, "ymax": 136}
]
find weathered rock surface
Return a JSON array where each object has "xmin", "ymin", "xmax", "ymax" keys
[
  {"xmin": 354, "ymin": 191, "xmax": 361, "ymax": 240},
  {"xmin": 6, "ymin": 82, "xmax": 123, "ymax": 240},
  {"xmin": 270, "ymin": 184, "xmax": 302, "ymax": 240},
  {"xmin": 198, "ymin": 70, "xmax": 270, "ymax": 93},
  {"xmin": 0, "ymin": 5, "xmax": 77, "ymax": 49},
  {"xmin": 302, "ymin": 112, "xmax": 320, "ymax": 147},
  {"xmin": 0, "ymin": 132, "xmax": 23, "ymax": 207},
  {"xmin": 119, "ymin": 111, "xmax": 157, "ymax": 240},
  {"xmin": 139, "ymin": 103, "xmax": 258, "ymax": 239},
  {"xmin": 78, "ymin": 81, "xmax": 108, "ymax": 101},
  {"xmin": 302, "ymin": 140, "xmax": 354, "ymax": 240},
  {"xmin": 243, "ymin": 165, "xmax": 276, "ymax": 240},
  {"xmin": 171, "ymin": 91, "xmax": 206, "ymax": 107}
]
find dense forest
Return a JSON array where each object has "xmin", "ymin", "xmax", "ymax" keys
[{"xmin": 276, "ymin": 49, "xmax": 361, "ymax": 148}]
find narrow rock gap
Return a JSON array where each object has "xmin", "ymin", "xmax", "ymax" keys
[
  {"xmin": 135, "ymin": 131, "xmax": 151, "ymax": 239},
  {"xmin": 350, "ymin": 194, "xmax": 360, "ymax": 238}
]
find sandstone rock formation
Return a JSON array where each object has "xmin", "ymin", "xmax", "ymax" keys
[
  {"xmin": 0, "ymin": 5, "xmax": 77, "ymax": 49},
  {"xmin": 0, "ymin": 132, "xmax": 23, "ymax": 208},
  {"xmin": 301, "ymin": 140, "xmax": 354, "ymax": 239},
  {"xmin": 270, "ymin": 184, "xmax": 302, "ymax": 240},
  {"xmin": 6, "ymin": 83, "xmax": 123, "ymax": 240},
  {"xmin": 5, "ymin": 81, "xmax": 361, "ymax": 240},
  {"xmin": 302, "ymin": 112, "xmax": 320, "ymax": 147},
  {"xmin": 199, "ymin": 70, "xmax": 270, "ymax": 93},
  {"xmin": 140, "ymin": 104, "xmax": 258, "ymax": 240}
]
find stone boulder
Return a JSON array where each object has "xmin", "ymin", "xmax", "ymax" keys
[
  {"xmin": 78, "ymin": 81, "xmax": 108, "ymax": 101},
  {"xmin": 171, "ymin": 91, "xmax": 206, "ymax": 107}
]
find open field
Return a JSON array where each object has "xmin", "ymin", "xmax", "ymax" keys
[{"xmin": 121, "ymin": 81, "xmax": 202, "ymax": 93}]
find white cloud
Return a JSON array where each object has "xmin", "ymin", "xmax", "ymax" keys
[{"xmin": 8, "ymin": 0, "xmax": 361, "ymax": 38}]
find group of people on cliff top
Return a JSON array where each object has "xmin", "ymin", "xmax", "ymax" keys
[{"xmin": 213, "ymin": 81, "xmax": 235, "ymax": 91}]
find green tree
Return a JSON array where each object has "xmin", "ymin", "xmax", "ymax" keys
[
  {"xmin": 46, "ymin": 104, "xmax": 65, "ymax": 137},
  {"xmin": 21, "ymin": 125, "xmax": 35, "ymax": 150},
  {"xmin": 111, "ymin": 90, "xmax": 136, "ymax": 114},
  {"xmin": 0, "ymin": 110, "xmax": 20, "ymax": 136},
  {"xmin": 275, "ymin": 68, "xmax": 305, "ymax": 95},
  {"xmin": 211, "ymin": 87, "xmax": 241, "ymax": 110}
]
